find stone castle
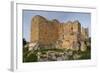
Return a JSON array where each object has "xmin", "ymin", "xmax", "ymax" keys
[{"xmin": 31, "ymin": 15, "xmax": 89, "ymax": 51}]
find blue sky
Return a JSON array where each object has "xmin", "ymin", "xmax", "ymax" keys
[{"xmin": 23, "ymin": 10, "xmax": 91, "ymax": 42}]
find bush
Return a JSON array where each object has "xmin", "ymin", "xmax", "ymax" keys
[{"xmin": 23, "ymin": 52, "xmax": 38, "ymax": 62}]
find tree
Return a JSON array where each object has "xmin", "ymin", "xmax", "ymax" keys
[{"xmin": 23, "ymin": 38, "xmax": 27, "ymax": 46}]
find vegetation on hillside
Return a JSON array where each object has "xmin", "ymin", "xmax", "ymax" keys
[{"xmin": 23, "ymin": 38, "xmax": 91, "ymax": 62}]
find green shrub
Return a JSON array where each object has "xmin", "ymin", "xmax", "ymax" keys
[{"xmin": 23, "ymin": 53, "xmax": 38, "ymax": 62}]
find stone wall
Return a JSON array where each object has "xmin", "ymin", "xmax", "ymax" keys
[
  {"xmin": 31, "ymin": 15, "xmax": 40, "ymax": 42},
  {"xmin": 31, "ymin": 15, "xmax": 89, "ymax": 50},
  {"xmin": 57, "ymin": 20, "xmax": 81, "ymax": 50}
]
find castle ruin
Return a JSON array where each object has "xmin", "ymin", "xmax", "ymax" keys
[{"xmin": 31, "ymin": 15, "xmax": 89, "ymax": 51}]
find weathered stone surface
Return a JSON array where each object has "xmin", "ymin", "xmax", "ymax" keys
[
  {"xmin": 31, "ymin": 15, "xmax": 89, "ymax": 51},
  {"xmin": 80, "ymin": 41, "xmax": 87, "ymax": 52}
]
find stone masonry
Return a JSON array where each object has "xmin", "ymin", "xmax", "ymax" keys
[{"xmin": 31, "ymin": 15, "xmax": 89, "ymax": 51}]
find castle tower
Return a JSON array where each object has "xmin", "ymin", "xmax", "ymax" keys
[
  {"xmin": 57, "ymin": 20, "xmax": 81, "ymax": 50},
  {"xmin": 31, "ymin": 15, "xmax": 59, "ymax": 49},
  {"xmin": 72, "ymin": 20, "xmax": 81, "ymax": 50},
  {"xmin": 81, "ymin": 27, "xmax": 89, "ymax": 40},
  {"xmin": 31, "ymin": 16, "xmax": 39, "ymax": 43}
]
